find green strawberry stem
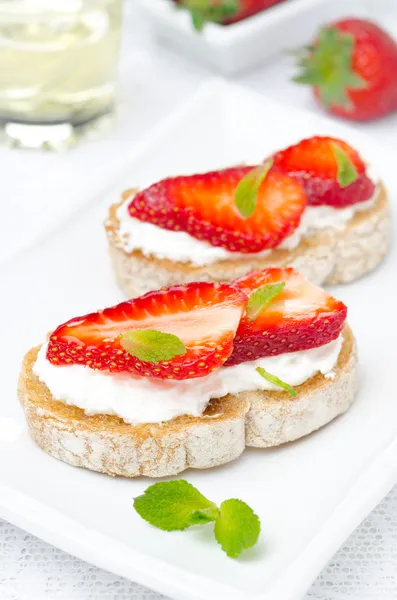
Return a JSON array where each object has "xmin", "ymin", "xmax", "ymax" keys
[
  {"xmin": 293, "ymin": 27, "xmax": 367, "ymax": 109},
  {"xmin": 179, "ymin": 0, "xmax": 241, "ymax": 31}
]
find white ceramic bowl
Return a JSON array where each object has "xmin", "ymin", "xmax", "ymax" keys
[{"xmin": 136, "ymin": 0, "xmax": 367, "ymax": 74}]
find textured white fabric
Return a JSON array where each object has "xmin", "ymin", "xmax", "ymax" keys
[{"xmin": 0, "ymin": 485, "xmax": 396, "ymax": 599}]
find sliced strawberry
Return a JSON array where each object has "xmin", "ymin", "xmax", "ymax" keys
[
  {"xmin": 225, "ymin": 267, "xmax": 347, "ymax": 366},
  {"xmin": 47, "ymin": 282, "xmax": 247, "ymax": 380},
  {"xmin": 271, "ymin": 136, "xmax": 375, "ymax": 207},
  {"xmin": 128, "ymin": 167, "xmax": 306, "ymax": 253}
]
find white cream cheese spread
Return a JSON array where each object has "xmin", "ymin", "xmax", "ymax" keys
[{"xmin": 34, "ymin": 336, "xmax": 343, "ymax": 425}]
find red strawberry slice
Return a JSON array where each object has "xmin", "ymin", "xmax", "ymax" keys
[
  {"xmin": 128, "ymin": 167, "xmax": 306, "ymax": 253},
  {"xmin": 47, "ymin": 282, "xmax": 247, "ymax": 380},
  {"xmin": 225, "ymin": 267, "xmax": 347, "ymax": 366},
  {"xmin": 271, "ymin": 136, "xmax": 375, "ymax": 207}
]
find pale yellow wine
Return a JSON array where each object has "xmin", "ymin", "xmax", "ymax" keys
[{"xmin": 0, "ymin": 0, "xmax": 123, "ymax": 124}]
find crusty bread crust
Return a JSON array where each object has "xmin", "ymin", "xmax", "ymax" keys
[
  {"xmin": 18, "ymin": 326, "xmax": 358, "ymax": 478},
  {"xmin": 105, "ymin": 185, "xmax": 391, "ymax": 297},
  {"xmin": 244, "ymin": 326, "xmax": 358, "ymax": 447}
]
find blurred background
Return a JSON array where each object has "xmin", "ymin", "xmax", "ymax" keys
[
  {"xmin": 1, "ymin": 0, "xmax": 397, "ymax": 598},
  {"xmin": 1, "ymin": 0, "xmax": 397, "ymax": 269}
]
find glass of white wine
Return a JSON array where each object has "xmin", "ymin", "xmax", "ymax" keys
[{"xmin": 0, "ymin": 0, "xmax": 123, "ymax": 148}]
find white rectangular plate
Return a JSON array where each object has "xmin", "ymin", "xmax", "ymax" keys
[
  {"xmin": 1, "ymin": 80, "xmax": 397, "ymax": 600},
  {"xmin": 137, "ymin": 0, "xmax": 369, "ymax": 74}
]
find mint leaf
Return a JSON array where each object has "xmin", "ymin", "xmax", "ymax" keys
[
  {"xmin": 235, "ymin": 159, "xmax": 273, "ymax": 218},
  {"xmin": 119, "ymin": 329, "xmax": 186, "ymax": 364},
  {"xmin": 214, "ymin": 499, "xmax": 261, "ymax": 558},
  {"xmin": 246, "ymin": 283, "xmax": 285, "ymax": 321},
  {"xmin": 191, "ymin": 9, "xmax": 205, "ymax": 31},
  {"xmin": 331, "ymin": 142, "xmax": 358, "ymax": 187},
  {"xmin": 256, "ymin": 367, "xmax": 297, "ymax": 397},
  {"xmin": 133, "ymin": 480, "xmax": 219, "ymax": 531}
]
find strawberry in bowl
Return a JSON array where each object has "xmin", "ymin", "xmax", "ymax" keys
[{"xmin": 172, "ymin": 0, "xmax": 287, "ymax": 30}]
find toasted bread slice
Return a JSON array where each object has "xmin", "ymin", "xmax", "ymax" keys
[
  {"xmin": 105, "ymin": 185, "xmax": 390, "ymax": 298},
  {"xmin": 18, "ymin": 326, "xmax": 357, "ymax": 478}
]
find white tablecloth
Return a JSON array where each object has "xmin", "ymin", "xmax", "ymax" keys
[{"xmin": 1, "ymin": 3, "xmax": 397, "ymax": 599}]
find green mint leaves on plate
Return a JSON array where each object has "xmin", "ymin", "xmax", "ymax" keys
[
  {"xmin": 331, "ymin": 142, "xmax": 358, "ymax": 188},
  {"xmin": 256, "ymin": 367, "xmax": 297, "ymax": 397},
  {"xmin": 214, "ymin": 499, "xmax": 261, "ymax": 559},
  {"xmin": 235, "ymin": 159, "xmax": 273, "ymax": 218},
  {"xmin": 246, "ymin": 283, "xmax": 285, "ymax": 321},
  {"xmin": 119, "ymin": 329, "xmax": 186, "ymax": 364},
  {"xmin": 134, "ymin": 480, "xmax": 261, "ymax": 559}
]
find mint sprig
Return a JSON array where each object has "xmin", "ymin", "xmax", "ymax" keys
[
  {"xmin": 235, "ymin": 159, "xmax": 273, "ymax": 218},
  {"xmin": 331, "ymin": 142, "xmax": 358, "ymax": 188},
  {"xmin": 246, "ymin": 283, "xmax": 285, "ymax": 321},
  {"xmin": 119, "ymin": 329, "xmax": 186, "ymax": 363},
  {"xmin": 133, "ymin": 480, "xmax": 261, "ymax": 559},
  {"xmin": 256, "ymin": 367, "xmax": 297, "ymax": 397}
]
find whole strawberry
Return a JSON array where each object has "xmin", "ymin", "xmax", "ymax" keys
[
  {"xmin": 175, "ymin": 0, "xmax": 285, "ymax": 30},
  {"xmin": 294, "ymin": 19, "xmax": 397, "ymax": 121}
]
